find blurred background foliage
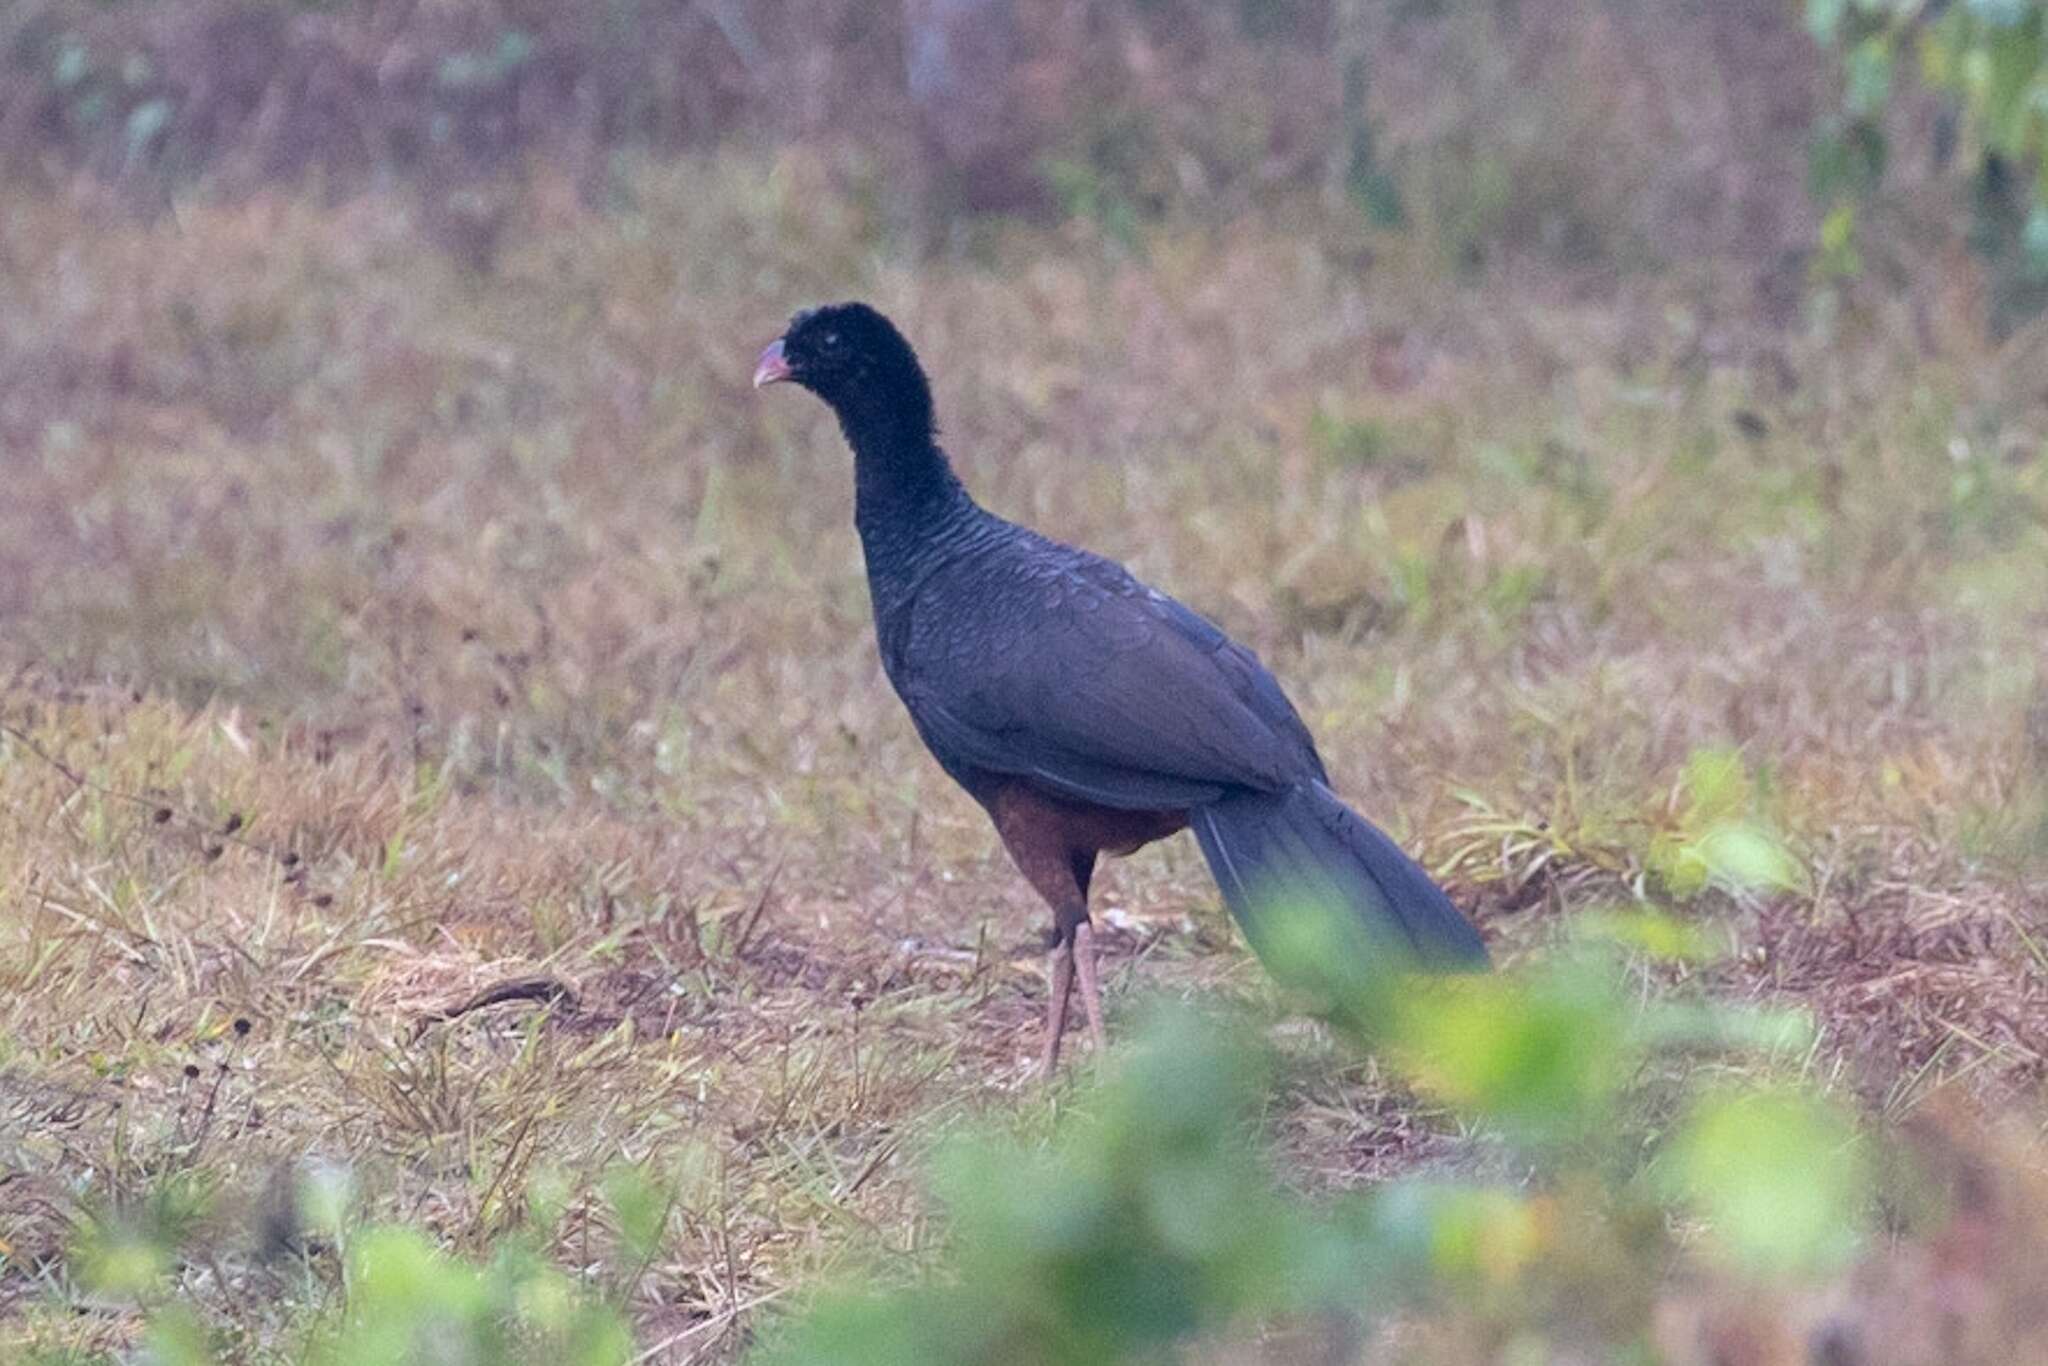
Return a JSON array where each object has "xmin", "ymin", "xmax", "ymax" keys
[
  {"xmin": 0, "ymin": 0, "xmax": 2021, "ymax": 297},
  {"xmin": 3, "ymin": 0, "xmax": 2043, "ymax": 347},
  {"xmin": 1807, "ymin": 0, "xmax": 2048, "ymax": 330}
]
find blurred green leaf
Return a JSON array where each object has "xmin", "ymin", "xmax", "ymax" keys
[
  {"xmin": 125, "ymin": 98, "xmax": 171, "ymax": 165},
  {"xmin": 2024, "ymin": 205, "xmax": 2048, "ymax": 273},
  {"xmin": 78, "ymin": 1225, "xmax": 172, "ymax": 1300},
  {"xmin": 1639, "ymin": 1001, "xmax": 1818, "ymax": 1056},
  {"xmin": 351, "ymin": 1225, "xmax": 487, "ymax": 1317},
  {"xmin": 1370, "ymin": 1182, "xmax": 1546, "ymax": 1289},
  {"xmin": 1818, "ymin": 199, "xmax": 1864, "ymax": 279},
  {"xmin": 52, "ymin": 39, "xmax": 89, "ymax": 91},
  {"xmin": 527, "ymin": 1165, "xmax": 575, "ymax": 1236},
  {"xmin": 1683, "ymin": 748, "xmax": 1749, "ymax": 823},
  {"xmin": 1667, "ymin": 1089, "xmax": 1866, "ymax": 1274},
  {"xmin": 141, "ymin": 1305, "xmax": 215, "ymax": 1366},
  {"xmin": 1694, "ymin": 822, "xmax": 1807, "ymax": 894},
  {"xmin": 72, "ymin": 1174, "xmax": 214, "ymax": 1302},
  {"xmin": 1807, "ymin": 0, "xmax": 1849, "ymax": 43},
  {"xmin": 602, "ymin": 1162, "xmax": 668, "ymax": 1266},
  {"xmin": 299, "ymin": 1161, "xmax": 355, "ymax": 1238},
  {"xmin": 1969, "ymin": 0, "xmax": 2038, "ymax": 26},
  {"xmin": 755, "ymin": 1010, "xmax": 1358, "ymax": 1366},
  {"xmin": 1846, "ymin": 36, "xmax": 1896, "ymax": 117},
  {"xmin": 307, "ymin": 1222, "xmax": 630, "ymax": 1366},
  {"xmin": 1391, "ymin": 959, "xmax": 1633, "ymax": 1146},
  {"xmin": 1647, "ymin": 750, "xmax": 1808, "ymax": 899},
  {"xmin": 1245, "ymin": 883, "xmax": 1414, "ymax": 1029},
  {"xmin": 1573, "ymin": 907, "xmax": 1720, "ymax": 962}
]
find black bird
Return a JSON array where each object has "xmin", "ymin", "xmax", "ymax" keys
[{"xmin": 754, "ymin": 303, "xmax": 1487, "ymax": 1072}]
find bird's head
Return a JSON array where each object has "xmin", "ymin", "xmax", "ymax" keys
[{"xmin": 753, "ymin": 303, "xmax": 932, "ymax": 438}]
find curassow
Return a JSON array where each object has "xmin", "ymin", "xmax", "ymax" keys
[{"xmin": 753, "ymin": 303, "xmax": 1487, "ymax": 1072}]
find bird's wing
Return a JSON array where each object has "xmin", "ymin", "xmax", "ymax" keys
[{"xmin": 897, "ymin": 551, "xmax": 1326, "ymax": 811}]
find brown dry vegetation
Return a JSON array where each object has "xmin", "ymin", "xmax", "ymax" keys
[{"xmin": 1, "ymin": 119, "xmax": 2048, "ymax": 1366}]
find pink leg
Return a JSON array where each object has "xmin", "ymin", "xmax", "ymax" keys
[
  {"xmin": 1041, "ymin": 933, "xmax": 1075, "ymax": 1077},
  {"xmin": 1072, "ymin": 919, "xmax": 1108, "ymax": 1054}
]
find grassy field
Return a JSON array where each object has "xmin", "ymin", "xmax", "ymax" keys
[{"xmin": 2, "ymin": 150, "xmax": 2047, "ymax": 1361}]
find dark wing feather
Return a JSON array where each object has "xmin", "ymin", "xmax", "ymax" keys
[
  {"xmin": 905, "ymin": 694, "xmax": 1234, "ymax": 808},
  {"xmin": 1143, "ymin": 589, "xmax": 1329, "ymax": 786},
  {"xmin": 893, "ymin": 547, "xmax": 1324, "ymax": 810}
]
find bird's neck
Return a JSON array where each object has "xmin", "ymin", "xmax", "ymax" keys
[{"xmin": 841, "ymin": 413, "xmax": 979, "ymax": 613}]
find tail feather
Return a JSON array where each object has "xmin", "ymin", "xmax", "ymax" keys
[{"xmin": 1191, "ymin": 783, "xmax": 1488, "ymax": 973}]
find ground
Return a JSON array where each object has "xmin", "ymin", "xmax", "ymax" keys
[{"xmin": 1, "ymin": 152, "xmax": 2045, "ymax": 1361}]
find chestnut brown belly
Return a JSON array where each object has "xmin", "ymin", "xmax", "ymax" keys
[{"xmin": 990, "ymin": 783, "xmax": 1188, "ymax": 861}]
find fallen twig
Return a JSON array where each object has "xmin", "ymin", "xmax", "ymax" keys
[{"xmin": 411, "ymin": 975, "xmax": 578, "ymax": 1040}]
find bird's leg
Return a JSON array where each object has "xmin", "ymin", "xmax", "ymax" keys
[
  {"xmin": 1041, "ymin": 924, "xmax": 1076, "ymax": 1077},
  {"xmin": 1072, "ymin": 918, "xmax": 1108, "ymax": 1054}
]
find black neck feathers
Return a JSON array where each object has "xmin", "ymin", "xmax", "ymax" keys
[
  {"xmin": 807, "ymin": 335, "xmax": 974, "ymax": 563},
  {"xmin": 766, "ymin": 302, "xmax": 988, "ymax": 591}
]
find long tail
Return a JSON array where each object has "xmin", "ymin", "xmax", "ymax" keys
[{"xmin": 1191, "ymin": 782, "xmax": 1488, "ymax": 974}]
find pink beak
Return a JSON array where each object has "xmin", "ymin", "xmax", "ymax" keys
[{"xmin": 752, "ymin": 338, "xmax": 793, "ymax": 388}]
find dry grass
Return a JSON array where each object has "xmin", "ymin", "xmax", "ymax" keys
[{"xmin": 1, "ymin": 150, "xmax": 2046, "ymax": 1360}]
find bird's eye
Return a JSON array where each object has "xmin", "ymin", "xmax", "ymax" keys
[{"xmin": 821, "ymin": 331, "xmax": 840, "ymax": 350}]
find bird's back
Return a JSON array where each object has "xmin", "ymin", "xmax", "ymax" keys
[{"xmin": 866, "ymin": 505, "xmax": 1327, "ymax": 812}]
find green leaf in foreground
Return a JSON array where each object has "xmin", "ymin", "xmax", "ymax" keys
[
  {"xmin": 1667, "ymin": 1088, "xmax": 1867, "ymax": 1275},
  {"xmin": 752, "ymin": 1010, "xmax": 1362, "ymax": 1366},
  {"xmin": 1390, "ymin": 957, "xmax": 1635, "ymax": 1147},
  {"xmin": 603, "ymin": 1162, "xmax": 669, "ymax": 1266},
  {"xmin": 304, "ymin": 1225, "xmax": 629, "ymax": 1366}
]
